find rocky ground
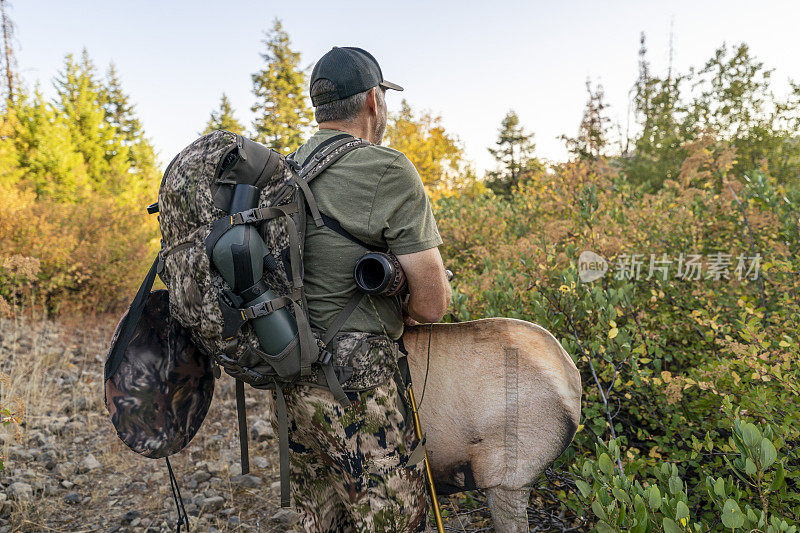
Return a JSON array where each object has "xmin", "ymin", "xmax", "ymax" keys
[
  {"xmin": 0, "ymin": 313, "xmax": 311, "ymax": 532},
  {"xmin": 0, "ymin": 314, "xmax": 580, "ymax": 532}
]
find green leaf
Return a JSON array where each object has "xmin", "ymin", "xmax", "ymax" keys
[
  {"xmin": 634, "ymin": 495, "xmax": 648, "ymax": 528},
  {"xmin": 760, "ymin": 438, "xmax": 777, "ymax": 469},
  {"xmin": 612, "ymin": 486, "xmax": 631, "ymax": 506},
  {"xmin": 592, "ymin": 499, "xmax": 607, "ymax": 521},
  {"xmin": 722, "ymin": 499, "xmax": 745, "ymax": 529},
  {"xmin": 663, "ymin": 517, "xmax": 683, "ymax": 533},
  {"xmin": 575, "ymin": 479, "xmax": 591, "ymax": 499},
  {"xmin": 745, "ymin": 458, "xmax": 757, "ymax": 476},
  {"xmin": 668, "ymin": 476, "xmax": 683, "ymax": 495},
  {"xmin": 648, "ymin": 486, "xmax": 661, "ymax": 510},
  {"xmin": 743, "ymin": 423, "xmax": 761, "ymax": 448},
  {"xmin": 676, "ymin": 500, "xmax": 689, "ymax": 521},
  {"xmin": 714, "ymin": 477, "xmax": 726, "ymax": 498},
  {"xmin": 599, "ymin": 453, "xmax": 614, "ymax": 476}
]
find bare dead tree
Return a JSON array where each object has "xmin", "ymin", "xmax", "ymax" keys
[{"xmin": 1, "ymin": 0, "xmax": 16, "ymax": 102}]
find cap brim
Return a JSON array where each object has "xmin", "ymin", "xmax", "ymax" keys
[{"xmin": 379, "ymin": 80, "xmax": 404, "ymax": 92}]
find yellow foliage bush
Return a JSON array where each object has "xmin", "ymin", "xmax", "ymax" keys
[{"xmin": 0, "ymin": 183, "xmax": 158, "ymax": 315}]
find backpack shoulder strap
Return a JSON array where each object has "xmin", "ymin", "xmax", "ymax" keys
[
  {"xmin": 301, "ymin": 136, "xmax": 371, "ymax": 183},
  {"xmin": 297, "ymin": 133, "xmax": 352, "ymax": 168},
  {"xmin": 291, "ymin": 135, "xmax": 372, "ymax": 227},
  {"xmin": 291, "ymin": 134, "xmax": 386, "ymax": 252}
]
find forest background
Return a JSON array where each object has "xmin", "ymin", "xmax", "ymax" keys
[{"xmin": 1, "ymin": 6, "xmax": 799, "ymax": 533}]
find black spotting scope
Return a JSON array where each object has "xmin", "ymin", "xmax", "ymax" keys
[{"xmin": 211, "ymin": 184, "xmax": 298, "ymax": 356}]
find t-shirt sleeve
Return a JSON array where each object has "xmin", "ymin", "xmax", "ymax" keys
[{"xmin": 368, "ymin": 153, "xmax": 443, "ymax": 255}]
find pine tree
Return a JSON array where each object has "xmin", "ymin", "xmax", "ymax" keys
[
  {"xmin": 202, "ymin": 93, "xmax": 246, "ymax": 135},
  {"xmin": 561, "ymin": 80, "xmax": 611, "ymax": 161},
  {"xmin": 486, "ymin": 110, "xmax": 541, "ymax": 195},
  {"xmin": 53, "ymin": 50, "xmax": 129, "ymax": 192},
  {"xmin": 101, "ymin": 62, "xmax": 158, "ymax": 188},
  {"xmin": 624, "ymin": 33, "xmax": 689, "ymax": 190},
  {"xmin": 250, "ymin": 19, "xmax": 312, "ymax": 155},
  {"xmin": 9, "ymin": 86, "xmax": 90, "ymax": 200}
]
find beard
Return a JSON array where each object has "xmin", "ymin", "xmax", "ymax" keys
[
  {"xmin": 372, "ymin": 91, "xmax": 387, "ymax": 144},
  {"xmin": 373, "ymin": 115, "xmax": 386, "ymax": 145}
]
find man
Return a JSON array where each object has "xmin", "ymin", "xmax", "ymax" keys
[{"xmin": 268, "ymin": 46, "xmax": 451, "ymax": 532}]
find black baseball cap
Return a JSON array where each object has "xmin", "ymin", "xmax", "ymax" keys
[{"xmin": 310, "ymin": 46, "xmax": 403, "ymax": 107}]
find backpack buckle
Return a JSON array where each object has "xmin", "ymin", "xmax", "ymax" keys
[
  {"xmin": 319, "ymin": 349, "xmax": 332, "ymax": 365},
  {"xmin": 286, "ymin": 158, "xmax": 301, "ymax": 172}
]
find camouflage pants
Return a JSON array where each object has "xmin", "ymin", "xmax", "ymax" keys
[{"xmin": 267, "ymin": 376, "xmax": 429, "ymax": 533}]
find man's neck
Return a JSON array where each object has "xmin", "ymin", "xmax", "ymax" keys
[{"xmin": 317, "ymin": 121, "xmax": 373, "ymax": 143}]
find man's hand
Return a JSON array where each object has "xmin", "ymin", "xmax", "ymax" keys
[{"xmin": 396, "ymin": 247, "xmax": 451, "ymax": 324}]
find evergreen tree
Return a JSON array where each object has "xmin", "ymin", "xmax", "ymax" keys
[
  {"xmin": 0, "ymin": 100, "xmax": 21, "ymax": 188},
  {"xmin": 692, "ymin": 43, "xmax": 800, "ymax": 182},
  {"xmin": 624, "ymin": 36, "xmax": 800, "ymax": 189},
  {"xmin": 561, "ymin": 80, "xmax": 611, "ymax": 161},
  {"xmin": 9, "ymin": 86, "xmax": 90, "ymax": 200},
  {"xmin": 101, "ymin": 62, "xmax": 158, "ymax": 189},
  {"xmin": 250, "ymin": 19, "xmax": 312, "ymax": 155},
  {"xmin": 624, "ymin": 33, "xmax": 690, "ymax": 190},
  {"xmin": 486, "ymin": 110, "xmax": 541, "ymax": 195},
  {"xmin": 53, "ymin": 50, "xmax": 129, "ymax": 192},
  {"xmin": 202, "ymin": 93, "xmax": 246, "ymax": 135}
]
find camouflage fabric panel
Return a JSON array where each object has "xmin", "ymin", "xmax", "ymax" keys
[
  {"xmin": 260, "ymin": 163, "xmax": 296, "ymax": 207},
  {"xmin": 212, "ymin": 328, "xmax": 301, "ymax": 388},
  {"xmin": 159, "ymin": 224, "xmax": 225, "ymax": 348},
  {"xmin": 269, "ymin": 378, "xmax": 428, "ymax": 532},
  {"xmin": 305, "ymin": 332, "xmax": 400, "ymax": 391},
  {"xmin": 158, "ymin": 130, "xmax": 235, "ymax": 247},
  {"xmin": 104, "ymin": 290, "xmax": 214, "ymax": 459}
]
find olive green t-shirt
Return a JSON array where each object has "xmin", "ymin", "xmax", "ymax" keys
[{"xmin": 295, "ymin": 129, "xmax": 442, "ymax": 340}]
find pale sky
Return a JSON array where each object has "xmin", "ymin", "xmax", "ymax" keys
[{"xmin": 13, "ymin": 1, "xmax": 800, "ymax": 174}]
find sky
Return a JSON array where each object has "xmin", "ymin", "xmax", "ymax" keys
[{"xmin": 12, "ymin": 1, "xmax": 800, "ymax": 174}]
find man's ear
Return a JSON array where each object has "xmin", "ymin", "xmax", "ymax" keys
[{"xmin": 366, "ymin": 87, "xmax": 378, "ymax": 115}]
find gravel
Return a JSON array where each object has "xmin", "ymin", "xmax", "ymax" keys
[
  {"xmin": 77, "ymin": 453, "xmax": 102, "ymax": 473},
  {"xmin": 7, "ymin": 482, "xmax": 32, "ymax": 501}
]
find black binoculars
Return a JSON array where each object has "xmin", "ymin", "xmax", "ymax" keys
[
  {"xmin": 354, "ymin": 252, "xmax": 408, "ymax": 296},
  {"xmin": 354, "ymin": 252, "xmax": 454, "ymax": 297}
]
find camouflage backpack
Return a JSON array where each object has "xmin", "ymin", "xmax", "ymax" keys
[{"xmin": 104, "ymin": 130, "xmax": 407, "ymax": 511}]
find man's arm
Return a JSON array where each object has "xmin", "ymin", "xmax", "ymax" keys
[{"xmin": 396, "ymin": 247, "xmax": 451, "ymax": 324}]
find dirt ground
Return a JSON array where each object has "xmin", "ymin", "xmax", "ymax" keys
[{"xmin": 0, "ymin": 314, "xmax": 581, "ymax": 532}]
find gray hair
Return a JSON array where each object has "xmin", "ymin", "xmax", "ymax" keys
[{"xmin": 311, "ymin": 79, "xmax": 374, "ymax": 123}]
